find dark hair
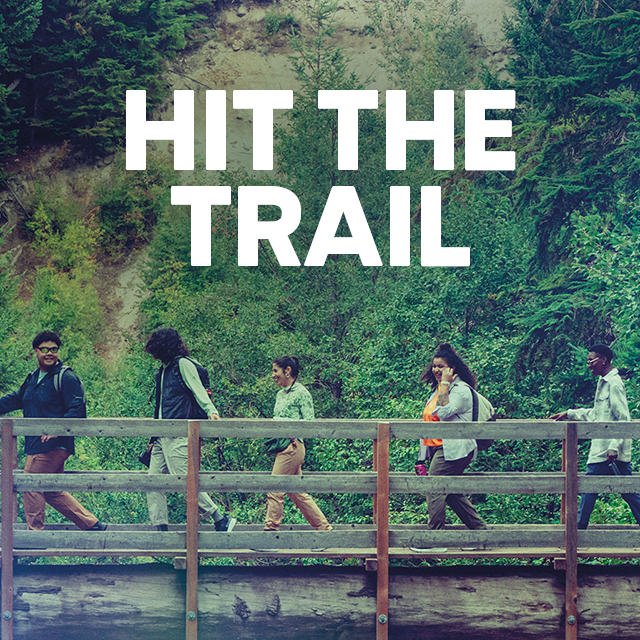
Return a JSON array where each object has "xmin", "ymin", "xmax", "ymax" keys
[
  {"xmin": 32, "ymin": 331, "xmax": 62, "ymax": 349},
  {"xmin": 419, "ymin": 343, "xmax": 477, "ymax": 389},
  {"xmin": 273, "ymin": 355, "xmax": 300, "ymax": 379},
  {"xmin": 589, "ymin": 343, "xmax": 614, "ymax": 363},
  {"xmin": 145, "ymin": 328, "xmax": 189, "ymax": 365}
]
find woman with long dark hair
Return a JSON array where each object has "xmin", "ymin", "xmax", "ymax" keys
[
  {"xmin": 418, "ymin": 343, "xmax": 487, "ymax": 530},
  {"xmin": 263, "ymin": 355, "xmax": 332, "ymax": 532}
]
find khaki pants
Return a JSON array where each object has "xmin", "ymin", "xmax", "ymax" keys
[
  {"xmin": 146, "ymin": 436, "xmax": 218, "ymax": 526},
  {"xmin": 426, "ymin": 447, "xmax": 486, "ymax": 530},
  {"xmin": 265, "ymin": 440, "xmax": 332, "ymax": 531},
  {"xmin": 23, "ymin": 449, "xmax": 98, "ymax": 531}
]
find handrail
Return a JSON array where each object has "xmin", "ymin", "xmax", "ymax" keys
[{"xmin": 3, "ymin": 417, "xmax": 640, "ymax": 640}]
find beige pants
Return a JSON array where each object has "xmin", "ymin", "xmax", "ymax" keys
[
  {"xmin": 265, "ymin": 440, "xmax": 332, "ymax": 531},
  {"xmin": 146, "ymin": 436, "xmax": 218, "ymax": 526},
  {"xmin": 23, "ymin": 448, "xmax": 99, "ymax": 531}
]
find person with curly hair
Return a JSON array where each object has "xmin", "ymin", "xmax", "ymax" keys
[
  {"xmin": 144, "ymin": 328, "xmax": 235, "ymax": 532},
  {"xmin": 418, "ymin": 343, "xmax": 487, "ymax": 530}
]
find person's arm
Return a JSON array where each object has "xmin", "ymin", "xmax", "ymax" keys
[
  {"xmin": 0, "ymin": 371, "xmax": 34, "ymax": 416},
  {"xmin": 178, "ymin": 359, "xmax": 219, "ymax": 418},
  {"xmin": 605, "ymin": 380, "xmax": 631, "ymax": 460},
  {"xmin": 566, "ymin": 407, "xmax": 593, "ymax": 421},
  {"xmin": 610, "ymin": 381, "xmax": 631, "ymax": 422},
  {"xmin": 298, "ymin": 387, "xmax": 315, "ymax": 421},
  {"xmin": 0, "ymin": 389, "xmax": 24, "ymax": 416},
  {"xmin": 433, "ymin": 384, "xmax": 472, "ymax": 421},
  {"xmin": 60, "ymin": 370, "xmax": 86, "ymax": 418}
]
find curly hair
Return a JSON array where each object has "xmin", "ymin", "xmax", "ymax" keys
[
  {"xmin": 32, "ymin": 330, "xmax": 62, "ymax": 349},
  {"xmin": 419, "ymin": 343, "xmax": 477, "ymax": 389},
  {"xmin": 145, "ymin": 328, "xmax": 189, "ymax": 364}
]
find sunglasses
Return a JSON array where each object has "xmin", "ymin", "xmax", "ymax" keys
[{"xmin": 37, "ymin": 347, "xmax": 59, "ymax": 354}]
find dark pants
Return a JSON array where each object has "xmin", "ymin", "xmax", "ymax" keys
[
  {"xmin": 577, "ymin": 460, "xmax": 640, "ymax": 529},
  {"xmin": 426, "ymin": 447, "xmax": 487, "ymax": 530}
]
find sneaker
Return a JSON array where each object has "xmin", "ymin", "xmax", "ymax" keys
[
  {"xmin": 87, "ymin": 521, "xmax": 108, "ymax": 532},
  {"xmin": 214, "ymin": 515, "xmax": 236, "ymax": 532},
  {"xmin": 156, "ymin": 524, "xmax": 169, "ymax": 532}
]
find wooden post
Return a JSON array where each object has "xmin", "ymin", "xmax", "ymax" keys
[
  {"xmin": 186, "ymin": 421, "xmax": 200, "ymax": 640},
  {"xmin": 372, "ymin": 438, "xmax": 378, "ymax": 525},
  {"xmin": 376, "ymin": 423, "xmax": 390, "ymax": 640},
  {"xmin": 564, "ymin": 423, "xmax": 578, "ymax": 640},
  {"xmin": 1, "ymin": 419, "xmax": 16, "ymax": 640},
  {"xmin": 561, "ymin": 439, "xmax": 566, "ymax": 525}
]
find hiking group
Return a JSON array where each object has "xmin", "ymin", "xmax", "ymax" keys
[{"xmin": 1, "ymin": 331, "xmax": 638, "ymax": 533}]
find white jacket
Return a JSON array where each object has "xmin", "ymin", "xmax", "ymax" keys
[
  {"xmin": 422, "ymin": 378, "xmax": 478, "ymax": 462},
  {"xmin": 567, "ymin": 368, "xmax": 632, "ymax": 464}
]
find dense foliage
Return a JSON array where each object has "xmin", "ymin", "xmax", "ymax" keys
[
  {"xmin": 0, "ymin": 0, "xmax": 206, "ymax": 156},
  {"xmin": 2, "ymin": 0, "xmax": 640, "ymax": 562}
]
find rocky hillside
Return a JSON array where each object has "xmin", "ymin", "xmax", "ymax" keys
[{"xmin": 0, "ymin": 0, "xmax": 513, "ymax": 349}]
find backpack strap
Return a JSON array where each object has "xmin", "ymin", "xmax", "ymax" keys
[
  {"xmin": 455, "ymin": 378, "xmax": 479, "ymax": 421},
  {"xmin": 170, "ymin": 357, "xmax": 191, "ymax": 394},
  {"xmin": 53, "ymin": 365, "xmax": 70, "ymax": 394},
  {"xmin": 470, "ymin": 387, "xmax": 479, "ymax": 422}
]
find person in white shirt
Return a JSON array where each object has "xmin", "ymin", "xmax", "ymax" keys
[{"xmin": 550, "ymin": 344, "xmax": 640, "ymax": 529}]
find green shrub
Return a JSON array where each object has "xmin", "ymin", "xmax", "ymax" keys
[{"xmin": 264, "ymin": 12, "xmax": 295, "ymax": 35}]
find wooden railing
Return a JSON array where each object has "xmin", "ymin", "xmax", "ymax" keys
[{"xmin": 2, "ymin": 417, "xmax": 640, "ymax": 640}]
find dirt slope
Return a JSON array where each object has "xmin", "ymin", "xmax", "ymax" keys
[{"xmin": 0, "ymin": 0, "xmax": 513, "ymax": 354}]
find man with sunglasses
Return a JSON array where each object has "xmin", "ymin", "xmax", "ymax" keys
[
  {"xmin": 550, "ymin": 344, "xmax": 640, "ymax": 529},
  {"xmin": 0, "ymin": 331, "xmax": 107, "ymax": 531}
]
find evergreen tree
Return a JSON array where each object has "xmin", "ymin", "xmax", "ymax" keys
[
  {"xmin": 0, "ymin": 0, "xmax": 42, "ymax": 154},
  {"xmin": 503, "ymin": 0, "xmax": 640, "ymax": 269},
  {"xmin": 1, "ymin": 0, "xmax": 204, "ymax": 156}
]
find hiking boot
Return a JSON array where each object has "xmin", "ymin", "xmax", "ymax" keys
[
  {"xmin": 215, "ymin": 515, "xmax": 236, "ymax": 532},
  {"xmin": 87, "ymin": 521, "xmax": 108, "ymax": 531}
]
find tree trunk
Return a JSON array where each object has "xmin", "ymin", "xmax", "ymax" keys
[{"xmin": 7, "ymin": 563, "xmax": 640, "ymax": 639}]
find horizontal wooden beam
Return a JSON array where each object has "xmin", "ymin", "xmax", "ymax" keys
[
  {"xmin": 390, "ymin": 473, "xmax": 568, "ymax": 494},
  {"xmin": 579, "ymin": 476, "xmax": 640, "ymax": 493},
  {"xmin": 13, "ymin": 471, "xmax": 378, "ymax": 494},
  {"xmin": 9, "ymin": 529, "xmax": 373, "ymax": 551},
  {"xmin": 11, "ymin": 417, "xmax": 186, "ymax": 438},
  {"xmin": 389, "ymin": 527, "xmax": 566, "ymax": 549},
  {"xmin": 10, "ymin": 418, "xmax": 380, "ymax": 439},
  {"xmin": 12, "ymin": 417, "xmax": 639, "ymax": 440},
  {"xmin": 579, "ymin": 529, "xmax": 640, "ymax": 548},
  {"xmin": 22, "ymin": 470, "xmax": 640, "ymax": 496},
  {"xmin": 14, "ymin": 473, "xmax": 188, "ymax": 492},
  {"xmin": 8, "ymin": 526, "xmax": 636, "ymax": 553}
]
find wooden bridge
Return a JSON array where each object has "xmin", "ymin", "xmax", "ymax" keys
[{"xmin": 2, "ymin": 417, "xmax": 640, "ymax": 639}]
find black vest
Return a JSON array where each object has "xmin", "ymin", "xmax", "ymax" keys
[{"xmin": 154, "ymin": 358, "xmax": 203, "ymax": 420}]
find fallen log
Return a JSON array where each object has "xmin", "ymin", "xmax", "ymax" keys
[{"xmin": 7, "ymin": 562, "xmax": 640, "ymax": 639}]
